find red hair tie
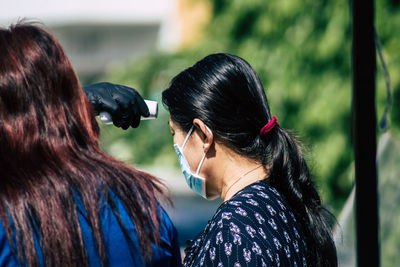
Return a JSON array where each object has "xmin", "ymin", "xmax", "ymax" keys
[{"xmin": 260, "ymin": 116, "xmax": 279, "ymax": 136}]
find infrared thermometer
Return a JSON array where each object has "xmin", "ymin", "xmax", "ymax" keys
[{"xmin": 99, "ymin": 100, "xmax": 158, "ymax": 124}]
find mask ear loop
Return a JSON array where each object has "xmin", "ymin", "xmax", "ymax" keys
[
  {"xmin": 195, "ymin": 153, "xmax": 207, "ymax": 175},
  {"xmin": 195, "ymin": 125, "xmax": 213, "ymax": 175},
  {"xmin": 181, "ymin": 126, "xmax": 194, "ymax": 149}
]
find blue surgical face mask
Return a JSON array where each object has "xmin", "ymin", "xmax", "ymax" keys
[{"xmin": 174, "ymin": 125, "xmax": 216, "ymax": 199}]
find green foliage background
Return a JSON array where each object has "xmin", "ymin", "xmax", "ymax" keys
[{"xmin": 98, "ymin": 0, "xmax": 400, "ymax": 213}]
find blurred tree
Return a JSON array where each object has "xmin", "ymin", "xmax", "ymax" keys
[{"xmin": 98, "ymin": 0, "xmax": 400, "ymax": 213}]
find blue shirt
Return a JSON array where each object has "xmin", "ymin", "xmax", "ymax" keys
[
  {"xmin": 183, "ymin": 180, "xmax": 308, "ymax": 267},
  {"xmin": 0, "ymin": 191, "xmax": 182, "ymax": 267}
]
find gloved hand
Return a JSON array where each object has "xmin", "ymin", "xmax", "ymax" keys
[{"xmin": 83, "ymin": 82, "xmax": 149, "ymax": 130}]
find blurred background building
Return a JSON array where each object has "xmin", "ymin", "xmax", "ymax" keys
[{"xmin": 0, "ymin": 0, "xmax": 209, "ymax": 82}]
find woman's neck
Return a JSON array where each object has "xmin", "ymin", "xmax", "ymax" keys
[
  {"xmin": 209, "ymin": 146, "xmax": 268, "ymax": 201},
  {"xmin": 221, "ymin": 166, "xmax": 268, "ymax": 201}
]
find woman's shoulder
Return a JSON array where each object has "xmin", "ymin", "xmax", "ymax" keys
[
  {"xmin": 76, "ymin": 191, "xmax": 181, "ymax": 266},
  {"xmin": 0, "ymin": 220, "xmax": 22, "ymax": 266},
  {"xmin": 157, "ymin": 205, "xmax": 180, "ymax": 248},
  {"xmin": 213, "ymin": 180, "xmax": 291, "ymax": 222},
  {"xmin": 219, "ymin": 180, "xmax": 302, "ymax": 234},
  {"xmin": 200, "ymin": 180, "xmax": 308, "ymax": 266}
]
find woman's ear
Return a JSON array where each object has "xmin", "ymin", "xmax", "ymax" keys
[{"xmin": 193, "ymin": 118, "xmax": 213, "ymax": 152}]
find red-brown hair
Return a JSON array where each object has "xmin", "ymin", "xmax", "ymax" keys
[{"xmin": 0, "ymin": 22, "xmax": 167, "ymax": 266}]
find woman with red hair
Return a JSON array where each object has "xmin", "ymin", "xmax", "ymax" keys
[{"xmin": 0, "ymin": 23, "xmax": 181, "ymax": 266}]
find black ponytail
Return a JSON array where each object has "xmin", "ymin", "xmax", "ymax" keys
[
  {"xmin": 264, "ymin": 126, "xmax": 337, "ymax": 266},
  {"xmin": 162, "ymin": 53, "xmax": 337, "ymax": 266}
]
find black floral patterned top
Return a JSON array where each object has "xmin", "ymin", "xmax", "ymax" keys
[{"xmin": 183, "ymin": 180, "xmax": 308, "ymax": 267}]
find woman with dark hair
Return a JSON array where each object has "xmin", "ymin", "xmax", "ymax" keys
[
  {"xmin": 0, "ymin": 23, "xmax": 181, "ymax": 266},
  {"xmin": 161, "ymin": 53, "xmax": 337, "ymax": 266}
]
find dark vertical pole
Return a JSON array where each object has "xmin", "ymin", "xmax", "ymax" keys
[{"xmin": 352, "ymin": 0, "xmax": 380, "ymax": 266}]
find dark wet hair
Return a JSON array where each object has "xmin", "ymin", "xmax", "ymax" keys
[
  {"xmin": 162, "ymin": 53, "xmax": 337, "ymax": 266},
  {"xmin": 0, "ymin": 23, "xmax": 166, "ymax": 266}
]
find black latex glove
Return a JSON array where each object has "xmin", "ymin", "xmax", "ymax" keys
[{"xmin": 83, "ymin": 82, "xmax": 149, "ymax": 130}]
